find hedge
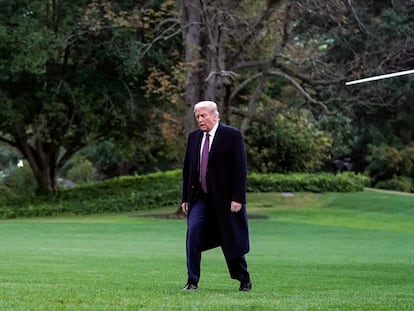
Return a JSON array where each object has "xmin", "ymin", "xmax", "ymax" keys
[
  {"xmin": 247, "ymin": 171, "xmax": 369, "ymax": 193},
  {"xmin": 0, "ymin": 170, "xmax": 369, "ymax": 219}
]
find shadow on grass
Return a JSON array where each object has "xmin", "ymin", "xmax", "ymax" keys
[{"xmin": 131, "ymin": 212, "xmax": 268, "ymax": 220}]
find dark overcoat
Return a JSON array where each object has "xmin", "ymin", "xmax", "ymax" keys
[{"xmin": 181, "ymin": 122, "xmax": 250, "ymax": 259}]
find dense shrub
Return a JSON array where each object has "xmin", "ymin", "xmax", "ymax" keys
[
  {"xmin": 364, "ymin": 142, "xmax": 414, "ymax": 192},
  {"xmin": 0, "ymin": 170, "xmax": 369, "ymax": 219},
  {"xmin": 66, "ymin": 155, "xmax": 97, "ymax": 184},
  {"xmin": 365, "ymin": 143, "xmax": 414, "ymax": 184},
  {"xmin": 375, "ymin": 176, "xmax": 413, "ymax": 193},
  {"xmin": 0, "ymin": 182, "xmax": 18, "ymax": 203},
  {"xmin": 248, "ymin": 171, "xmax": 369, "ymax": 193},
  {"xmin": 246, "ymin": 111, "xmax": 332, "ymax": 173},
  {"xmin": 2, "ymin": 161, "xmax": 38, "ymax": 196},
  {"xmin": 0, "ymin": 170, "xmax": 182, "ymax": 219}
]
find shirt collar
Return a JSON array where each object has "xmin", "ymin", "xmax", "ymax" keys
[{"xmin": 207, "ymin": 121, "xmax": 219, "ymax": 138}]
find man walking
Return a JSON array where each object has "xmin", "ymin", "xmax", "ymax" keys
[{"xmin": 181, "ymin": 100, "xmax": 251, "ymax": 291}]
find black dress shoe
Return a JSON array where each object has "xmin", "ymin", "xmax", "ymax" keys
[
  {"xmin": 183, "ymin": 283, "xmax": 198, "ymax": 291},
  {"xmin": 239, "ymin": 281, "xmax": 252, "ymax": 291}
]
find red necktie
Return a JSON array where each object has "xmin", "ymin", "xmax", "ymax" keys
[{"xmin": 200, "ymin": 133, "xmax": 210, "ymax": 193}]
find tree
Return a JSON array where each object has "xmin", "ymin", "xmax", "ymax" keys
[
  {"xmin": 179, "ymin": 0, "xmax": 347, "ymax": 134},
  {"xmin": 0, "ymin": 0, "xmax": 178, "ymax": 193},
  {"xmin": 178, "ymin": 0, "xmax": 414, "ymax": 181},
  {"xmin": 179, "ymin": 1, "xmax": 414, "ymax": 130},
  {"xmin": 315, "ymin": 1, "xmax": 414, "ymax": 171}
]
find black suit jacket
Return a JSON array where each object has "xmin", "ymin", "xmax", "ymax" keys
[{"xmin": 182, "ymin": 122, "xmax": 250, "ymax": 258}]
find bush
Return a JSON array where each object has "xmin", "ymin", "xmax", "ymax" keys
[
  {"xmin": 0, "ymin": 182, "xmax": 18, "ymax": 203},
  {"xmin": 247, "ymin": 171, "xmax": 369, "ymax": 193},
  {"xmin": 2, "ymin": 161, "xmax": 38, "ymax": 196},
  {"xmin": 246, "ymin": 111, "xmax": 332, "ymax": 173},
  {"xmin": 365, "ymin": 143, "xmax": 414, "ymax": 184},
  {"xmin": 0, "ymin": 170, "xmax": 370, "ymax": 219},
  {"xmin": 66, "ymin": 155, "xmax": 97, "ymax": 184},
  {"xmin": 0, "ymin": 170, "xmax": 182, "ymax": 219},
  {"xmin": 375, "ymin": 175, "xmax": 413, "ymax": 193}
]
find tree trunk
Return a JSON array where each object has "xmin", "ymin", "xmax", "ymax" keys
[
  {"xmin": 180, "ymin": 0, "xmax": 204, "ymax": 133},
  {"xmin": 181, "ymin": 0, "xmax": 234, "ymax": 131},
  {"xmin": 15, "ymin": 139, "xmax": 60, "ymax": 194},
  {"xmin": 202, "ymin": 1, "xmax": 233, "ymax": 124}
]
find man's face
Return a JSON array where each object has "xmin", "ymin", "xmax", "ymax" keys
[{"xmin": 195, "ymin": 108, "xmax": 218, "ymax": 132}]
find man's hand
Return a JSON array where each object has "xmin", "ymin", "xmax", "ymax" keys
[
  {"xmin": 181, "ymin": 202, "xmax": 189, "ymax": 215},
  {"xmin": 230, "ymin": 201, "xmax": 242, "ymax": 213}
]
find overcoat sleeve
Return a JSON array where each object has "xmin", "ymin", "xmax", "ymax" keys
[
  {"xmin": 181, "ymin": 130, "xmax": 202, "ymax": 204},
  {"xmin": 230, "ymin": 129, "xmax": 247, "ymax": 204}
]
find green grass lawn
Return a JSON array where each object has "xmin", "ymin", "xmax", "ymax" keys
[{"xmin": 0, "ymin": 189, "xmax": 413, "ymax": 310}]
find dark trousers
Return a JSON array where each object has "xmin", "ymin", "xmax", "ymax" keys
[{"xmin": 186, "ymin": 197, "xmax": 250, "ymax": 285}]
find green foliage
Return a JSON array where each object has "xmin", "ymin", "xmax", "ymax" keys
[
  {"xmin": 379, "ymin": 7, "xmax": 414, "ymax": 36},
  {"xmin": 0, "ymin": 160, "xmax": 38, "ymax": 217},
  {"xmin": 318, "ymin": 113, "xmax": 355, "ymax": 159},
  {"xmin": 364, "ymin": 142, "xmax": 414, "ymax": 193},
  {"xmin": 246, "ymin": 111, "xmax": 332, "ymax": 173},
  {"xmin": 71, "ymin": 141, "xmax": 122, "ymax": 179},
  {"xmin": 0, "ymin": 0, "xmax": 182, "ymax": 193},
  {"xmin": 312, "ymin": 2, "xmax": 414, "ymax": 177},
  {"xmin": 375, "ymin": 175, "xmax": 413, "ymax": 193},
  {"xmin": 0, "ymin": 182, "xmax": 18, "ymax": 205},
  {"xmin": 65, "ymin": 155, "xmax": 97, "ymax": 184},
  {"xmin": 365, "ymin": 142, "xmax": 414, "ymax": 183},
  {"xmin": 2, "ymin": 161, "xmax": 38, "ymax": 196},
  {"xmin": 0, "ymin": 169, "xmax": 371, "ymax": 219},
  {"xmin": 0, "ymin": 170, "xmax": 182, "ymax": 219},
  {"xmin": 0, "ymin": 145, "xmax": 19, "ymax": 170},
  {"xmin": 248, "ymin": 171, "xmax": 369, "ymax": 193}
]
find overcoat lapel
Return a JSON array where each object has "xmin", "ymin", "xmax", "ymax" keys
[
  {"xmin": 194, "ymin": 130, "xmax": 203, "ymax": 164},
  {"xmin": 208, "ymin": 123, "xmax": 223, "ymax": 159}
]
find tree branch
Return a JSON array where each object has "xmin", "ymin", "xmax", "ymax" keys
[
  {"xmin": 0, "ymin": 136, "xmax": 15, "ymax": 146},
  {"xmin": 347, "ymin": 0, "xmax": 367, "ymax": 35},
  {"xmin": 138, "ymin": 19, "xmax": 182, "ymax": 58},
  {"xmin": 229, "ymin": 72, "xmax": 263, "ymax": 101},
  {"xmin": 229, "ymin": 0, "xmax": 283, "ymax": 68},
  {"xmin": 267, "ymin": 70, "xmax": 334, "ymax": 114}
]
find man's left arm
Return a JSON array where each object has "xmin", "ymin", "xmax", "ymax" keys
[{"xmin": 231, "ymin": 130, "xmax": 247, "ymax": 209}]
